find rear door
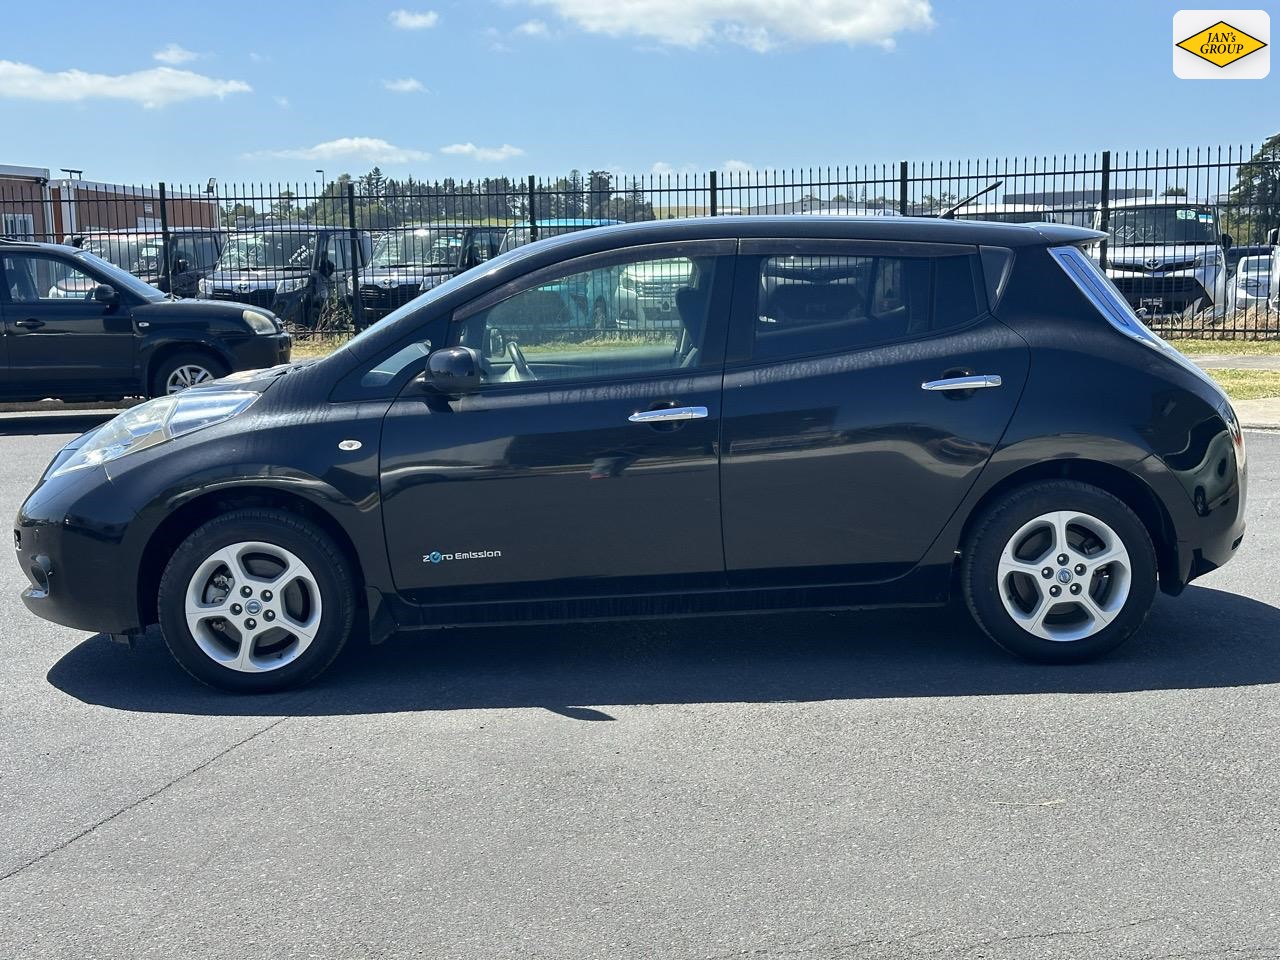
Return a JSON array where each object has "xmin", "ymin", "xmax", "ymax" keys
[
  {"xmin": 720, "ymin": 239, "xmax": 1029, "ymax": 586},
  {"xmin": 378, "ymin": 240, "xmax": 735, "ymax": 603},
  {"xmin": 0, "ymin": 250, "xmax": 137, "ymax": 397}
]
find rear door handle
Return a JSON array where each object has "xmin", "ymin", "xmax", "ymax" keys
[
  {"xmin": 628, "ymin": 406, "xmax": 708, "ymax": 423},
  {"xmin": 14, "ymin": 319, "xmax": 44, "ymax": 330},
  {"xmin": 921, "ymin": 374, "xmax": 1002, "ymax": 392}
]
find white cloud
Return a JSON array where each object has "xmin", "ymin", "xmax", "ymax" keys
[
  {"xmin": 440, "ymin": 142, "xmax": 525, "ymax": 163},
  {"xmin": 515, "ymin": 19, "xmax": 549, "ymax": 36},
  {"xmin": 0, "ymin": 60, "xmax": 251, "ymax": 108},
  {"xmin": 153, "ymin": 43, "xmax": 200, "ymax": 64},
  {"xmin": 252, "ymin": 137, "xmax": 431, "ymax": 165},
  {"xmin": 383, "ymin": 77, "xmax": 426, "ymax": 93},
  {"xmin": 723, "ymin": 159, "xmax": 753, "ymax": 173},
  {"xmin": 389, "ymin": 8, "xmax": 439, "ymax": 29},
  {"xmin": 651, "ymin": 161, "xmax": 697, "ymax": 175},
  {"xmin": 527, "ymin": 0, "xmax": 933, "ymax": 51},
  {"xmin": 273, "ymin": 95, "xmax": 290, "ymax": 108}
]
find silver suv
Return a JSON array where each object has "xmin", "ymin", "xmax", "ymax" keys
[{"xmin": 1094, "ymin": 198, "xmax": 1229, "ymax": 318}]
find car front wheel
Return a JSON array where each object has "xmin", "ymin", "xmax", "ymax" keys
[
  {"xmin": 962, "ymin": 480, "xmax": 1157, "ymax": 662},
  {"xmin": 151, "ymin": 351, "xmax": 226, "ymax": 397},
  {"xmin": 156, "ymin": 509, "xmax": 356, "ymax": 691}
]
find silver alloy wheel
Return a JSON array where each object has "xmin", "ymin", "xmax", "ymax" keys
[
  {"xmin": 996, "ymin": 510, "xmax": 1132, "ymax": 643},
  {"xmin": 166, "ymin": 364, "xmax": 215, "ymax": 394},
  {"xmin": 184, "ymin": 541, "xmax": 323, "ymax": 673}
]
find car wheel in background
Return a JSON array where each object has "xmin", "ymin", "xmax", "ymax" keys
[
  {"xmin": 156, "ymin": 509, "xmax": 356, "ymax": 692},
  {"xmin": 962, "ymin": 480, "xmax": 1157, "ymax": 663},
  {"xmin": 151, "ymin": 351, "xmax": 227, "ymax": 397}
]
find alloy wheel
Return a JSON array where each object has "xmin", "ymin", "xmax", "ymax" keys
[
  {"xmin": 183, "ymin": 541, "xmax": 323, "ymax": 673},
  {"xmin": 166, "ymin": 364, "xmax": 215, "ymax": 394},
  {"xmin": 996, "ymin": 510, "xmax": 1132, "ymax": 643}
]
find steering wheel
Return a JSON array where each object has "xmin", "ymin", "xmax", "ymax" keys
[{"xmin": 506, "ymin": 339, "xmax": 536, "ymax": 381}]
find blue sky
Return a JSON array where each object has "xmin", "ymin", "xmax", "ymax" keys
[{"xmin": 0, "ymin": 0, "xmax": 1275, "ymax": 186}]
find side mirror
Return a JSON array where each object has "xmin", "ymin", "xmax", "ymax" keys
[
  {"xmin": 1220, "ymin": 233, "xmax": 1233, "ymax": 251},
  {"xmin": 92, "ymin": 284, "xmax": 119, "ymax": 305},
  {"xmin": 420, "ymin": 345, "xmax": 482, "ymax": 395}
]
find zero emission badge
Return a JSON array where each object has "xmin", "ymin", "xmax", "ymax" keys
[{"xmin": 1174, "ymin": 10, "xmax": 1269, "ymax": 78}]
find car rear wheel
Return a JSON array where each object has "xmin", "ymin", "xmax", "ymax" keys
[
  {"xmin": 156, "ymin": 509, "xmax": 356, "ymax": 692},
  {"xmin": 151, "ymin": 351, "xmax": 226, "ymax": 397},
  {"xmin": 961, "ymin": 480, "xmax": 1157, "ymax": 662}
]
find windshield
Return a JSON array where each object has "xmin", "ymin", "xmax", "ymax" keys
[
  {"xmin": 372, "ymin": 228, "xmax": 467, "ymax": 268},
  {"xmin": 73, "ymin": 251, "xmax": 166, "ymax": 301},
  {"xmin": 220, "ymin": 231, "xmax": 314, "ymax": 270},
  {"xmin": 1107, "ymin": 206, "xmax": 1219, "ymax": 246},
  {"xmin": 82, "ymin": 235, "xmax": 151, "ymax": 273}
]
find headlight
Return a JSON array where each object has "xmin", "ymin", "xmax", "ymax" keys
[
  {"xmin": 242, "ymin": 309, "xmax": 278, "ymax": 335},
  {"xmin": 1221, "ymin": 400, "xmax": 1246, "ymax": 471},
  {"xmin": 276, "ymin": 276, "xmax": 308, "ymax": 295},
  {"xmin": 52, "ymin": 390, "xmax": 259, "ymax": 478}
]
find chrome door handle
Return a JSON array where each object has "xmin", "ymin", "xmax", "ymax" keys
[
  {"xmin": 628, "ymin": 406, "xmax": 708, "ymax": 423},
  {"xmin": 14, "ymin": 319, "xmax": 44, "ymax": 330},
  {"xmin": 921, "ymin": 374, "xmax": 1002, "ymax": 392}
]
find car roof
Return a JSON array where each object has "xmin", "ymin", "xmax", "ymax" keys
[
  {"xmin": 1107, "ymin": 197, "xmax": 1215, "ymax": 209},
  {"xmin": 514, "ymin": 215, "xmax": 1103, "ymax": 253}
]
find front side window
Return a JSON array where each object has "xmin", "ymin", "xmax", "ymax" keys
[
  {"xmin": 452, "ymin": 254, "xmax": 717, "ymax": 385},
  {"xmin": 3, "ymin": 253, "xmax": 104, "ymax": 302}
]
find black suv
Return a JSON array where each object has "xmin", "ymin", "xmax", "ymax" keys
[
  {"xmin": 356, "ymin": 223, "xmax": 507, "ymax": 325},
  {"xmin": 200, "ymin": 224, "xmax": 372, "ymax": 329},
  {"xmin": 16, "ymin": 217, "xmax": 1246, "ymax": 692},
  {"xmin": 0, "ymin": 239, "xmax": 291, "ymax": 400}
]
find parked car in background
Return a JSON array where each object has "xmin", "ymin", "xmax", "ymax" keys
[
  {"xmin": 497, "ymin": 218, "xmax": 621, "ymax": 253},
  {"xmin": 0, "ymin": 238, "xmax": 290, "ymax": 400},
  {"xmin": 951, "ymin": 203, "xmax": 1058, "ymax": 224},
  {"xmin": 199, "ymin": 224, "xmax": 371, "ymax": 328},
  {"xmin": 77, "ymin": 228, "xmax": 225, "ymax": 299},
  {"xmin": 1094, "ymin": 198, "xmax": 1230, "ymax": 317},
  {"xmin": 356, "ymin": 223, "xmax": 507, "ymax": 324},
  {"xmin": 14, "ymin": 216, "xmax": 1246, "ymax": 691},
  {"xmin": 615, "ymin": 257, "xmax": 696, "ymax": 328},
  {"xmin": 1225, "ymin": 242, "xmax": 1273, "ymax": 277},
  {"xmin": 1230, "ymin": 254, "xmax": 1273, "ymax": 309}
]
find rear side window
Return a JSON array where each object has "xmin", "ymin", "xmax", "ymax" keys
[{"xmin": 751, "ymin": 251, "xmax": 981, "ymax": 362}]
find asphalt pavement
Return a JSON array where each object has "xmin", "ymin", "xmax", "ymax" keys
[{"xmin": 1, "ymin": 428, "xmax": 1278, "ymax": 959}]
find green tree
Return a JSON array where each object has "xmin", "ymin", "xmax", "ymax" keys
[
  {"xmin": 1229, "ymin": 133, "xmax": 1280, "ymax": 241},
  {"xmin": 1161, "ymin": 186, "xmax": 1188, "ymax": 197}
]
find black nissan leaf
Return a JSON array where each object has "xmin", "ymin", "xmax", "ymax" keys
[{"xmin": 15, "ymin": 217, "xmax": 1247, "ymax": 692}]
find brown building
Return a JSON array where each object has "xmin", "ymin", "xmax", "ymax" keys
[{"xmin": 1, "ymin": 165, "xmax": 218, "ymax": 242}]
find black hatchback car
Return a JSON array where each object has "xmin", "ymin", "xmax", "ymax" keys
[
  {"xmin": 16, "ymin": 217, "xmax": 1246, "ymax": 692},
  {"xmin": 0, "ymin": 239, "xmax": 291, "ymax": 401}
]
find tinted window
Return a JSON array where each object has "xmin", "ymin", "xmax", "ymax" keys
[
  {"xmin": 3, "ymin": 253, "xmax": 101, "ymax": 302},
  {"xmin": 751, "ymin": 251, "xmax": 983, "ymax": 361},
  {"xmin": 453, "ymin": 254, "xmax": 717, "ymax": 385},
  {"xmin": 754, "ymin": 255, "xmax": 930, "ymax": 360},
  {"xmin": 933, "ymin": 254, "xmax": 981, "ymax": 330}
]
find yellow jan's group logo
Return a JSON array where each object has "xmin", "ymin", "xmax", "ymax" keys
[{"xmin": 1176, "ymin": 20, "xmax": 1267, "ymax": 67}]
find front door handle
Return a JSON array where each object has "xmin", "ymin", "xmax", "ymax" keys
[
  {"xmin": 921, "ymin": 374, "xmax": 1002, "ymax": 392},
  {"xmin": 628, "ymin": 406, "xmax": 708, "ymax": 424},
  {"xmin": 13, "ymin": 319, "xmax": 45, "ymax": 330}
]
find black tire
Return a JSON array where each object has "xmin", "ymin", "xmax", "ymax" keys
[
  {"xmin": 149, "ymin": 350, "xmax": 227, "ymax": 398},
  {"xmin": 157, "ymin": 509, "xmax": 356, "ymax": 692},
  {"xmin": 961, "ymin": 480, "xmax": 1157, "ymax": 663}
]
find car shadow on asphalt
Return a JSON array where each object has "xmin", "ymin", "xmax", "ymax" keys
[{"xmin": 45, "ymin": 584, "xmax": 1280, "ymax": 718}]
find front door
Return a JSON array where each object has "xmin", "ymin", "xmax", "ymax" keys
[
  {"xmin": 0, "ymin": 250, "xmax": 137, "ymax": 398},
  {"xmin": 720, "ymin": 239, "xmax": 1029, "ymax": 586},
  {"xmin": 378, "ymin": 240, "xmax": 735, "ymax": 603}
]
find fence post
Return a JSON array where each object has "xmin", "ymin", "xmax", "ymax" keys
[
  {"xmin": 709, "ymin": 170, "xmax": 718, "ymax": 217},
  {"xmin": 158, "ymin": 181, "xmax": 173, "ymax": 297},
  {"xmin": 898, "ymin": 161, "xmax": 908, "ymax": 216},
  {"xmin": 347, "ymin": 182, "xmax": 364, "ymax": 332},
  {"xmin": 528, "ymin": 175, "xmax": 538, "ymax": 241},
  {"xmin": 1098, "ymin": 150, "xmax": 1111, "ymax": 269}
]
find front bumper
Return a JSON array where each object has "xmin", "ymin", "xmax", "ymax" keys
[
  {"xmin": 16, "ymin": 464, "xmax": 142, "ymax": 635},
  {"xmin": 225, "ymin": 332, "xmax": 292, "ymax": 372}
]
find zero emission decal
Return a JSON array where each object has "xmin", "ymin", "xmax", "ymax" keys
[{"xmin": 423, "ymin": 549, "xmax": 503, "ymax": 564}]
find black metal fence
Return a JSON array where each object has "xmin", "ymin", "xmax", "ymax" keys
[{"xmin": 3, "ymin": 143, "xmax": 1277, "ymax": 341}]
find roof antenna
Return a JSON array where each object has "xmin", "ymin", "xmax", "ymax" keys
[{"xmin": 939, "ymin": 180, "xmax": 1002, "ymax": 219}]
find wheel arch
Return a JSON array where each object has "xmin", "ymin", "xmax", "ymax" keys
[
  {"xmin": 136, "ymin": 485, "xmax": 367, "ymax": 629},
  {"xmin": 144, "ymin": 341, "xmax": 233, "ymax": 395},
  {"xmin": 957, "ymin": 458, "xmax": 1181, "ymax": 595}
]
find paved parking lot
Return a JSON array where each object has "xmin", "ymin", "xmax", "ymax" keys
[{"xmin": 1, "ymin": 424, "xmax": 1278, "ymax": 960}]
